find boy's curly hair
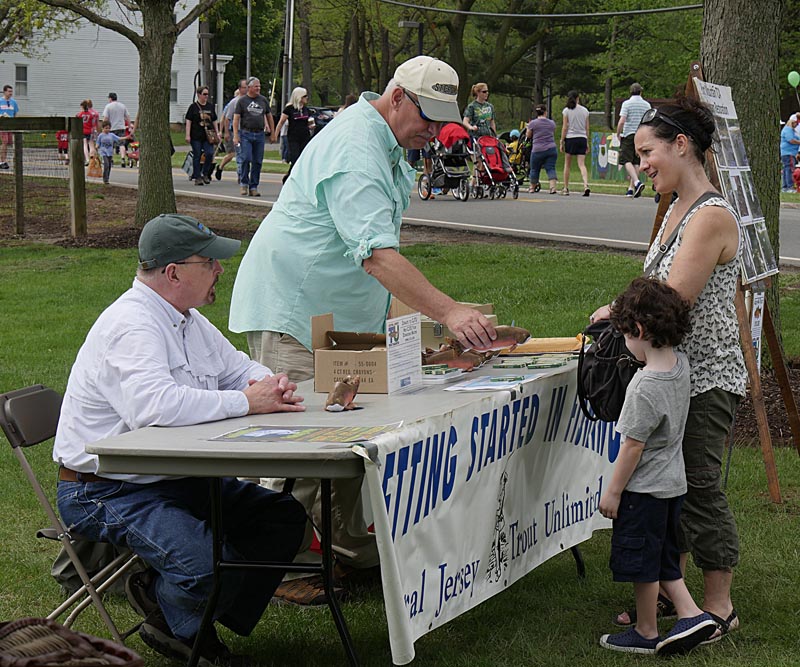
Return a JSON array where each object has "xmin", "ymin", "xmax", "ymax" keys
[{"xmin": 610, "ymin": 277, "xmax": 691, "ymax": 348}]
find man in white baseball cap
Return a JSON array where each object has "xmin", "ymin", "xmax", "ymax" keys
[{"xmin": 229, "ymin": 55, "xmax": 497, "ymax": 606}]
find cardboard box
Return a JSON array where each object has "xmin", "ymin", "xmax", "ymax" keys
[
  {"xmin": 388, "ymin": 298, "xmax": 497, "ymax": 350},
  {"xmin": 312, "ymin": 313, "xmax": 422, "ymax": 394}
]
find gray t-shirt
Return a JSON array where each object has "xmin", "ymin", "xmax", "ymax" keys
[
  {"xmin": 615, "ymin": 352, "xmax": 690, "ymax": 498},
  {"xmin": 102, "ymin": 101, "xmax": 129, "ymax": 131}
]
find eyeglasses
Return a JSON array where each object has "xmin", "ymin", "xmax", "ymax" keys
[
  {"xmin": 639, "ymin": 108, "xmax": 692, "ymax": 140},
  {"xmin": 161, "ymin": 257, "xmax": 215, "ymax": 273},
  {"xmin": 478, "ymin": 89, "xmax": 489, "ymax": 94},
  {"xmin": 198, "ymin": 92, "xmax": 209, "ymax": 96},
  {"xmin": 402, "ymin": 89, "xmax": 432, "ymax": 122}
]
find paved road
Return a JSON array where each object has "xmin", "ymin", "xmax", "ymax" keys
[{"xmin": 105, "ymin": 166, "xmax": 800, "ymax": 266}]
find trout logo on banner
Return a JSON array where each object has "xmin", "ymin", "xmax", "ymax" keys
[{"xmin": 485, "ymin": 471, "xmax": 509, "ymax": 584}]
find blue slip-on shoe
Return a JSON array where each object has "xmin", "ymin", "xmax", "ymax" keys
[
  {"xmin": 633, "ymin": 180, "xmax": 646, "ymax": 198},
  {"xmin": 656, "ymin": 612, "xmax": 716, "ymax": 655},
  {"xmin": 599, "ymin": 627, "xmax": 659, "ymax": 654}
]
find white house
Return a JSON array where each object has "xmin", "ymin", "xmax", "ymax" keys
[{"xmin": 0, "ymin": 3, "xmax": 232, "ymax": 124}]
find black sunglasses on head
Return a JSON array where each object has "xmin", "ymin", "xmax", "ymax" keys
[{"xmin": 639, "ymin": 108, "xmax": 693, "ymax": 140}]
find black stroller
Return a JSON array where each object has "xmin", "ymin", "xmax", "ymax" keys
[{"xmin": 417, "ymin": 123, "xmax": 472, "ymax": 201}]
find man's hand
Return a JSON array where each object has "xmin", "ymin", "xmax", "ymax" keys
[
  {"xmin": 589, "ymin": 304, "xmax": 612, "ymax": 324},
  {"xmin": 599, "ymin": 490, "xmax": 621, "ymax": 519},
  {"xmin": 244, "ymin": 374, "xmax": 305, "ymax": 414},
  {"xmin": 443, "ymin": 304, "xmax": 496, "ymax": 350}
]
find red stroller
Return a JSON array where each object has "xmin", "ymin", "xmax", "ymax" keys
[{"xmin": 471, "ymin": 135, "xmax": 520, "ymax": 199}]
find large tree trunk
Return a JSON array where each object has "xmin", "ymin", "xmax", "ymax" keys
[
  {"xmin": 136, "ymin": 1, "xmax": 178, "ymax": 226},
  {"xmin": 701, "ymin": 0, "xmax": 785, "ymax": 328}
]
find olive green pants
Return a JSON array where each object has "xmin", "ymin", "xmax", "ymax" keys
[{"xmin": 678, "ymin": 388, "xmax": 740, "ymax": 570}]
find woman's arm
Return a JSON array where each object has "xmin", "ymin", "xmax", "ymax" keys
[
  {"xmin": 185, "ymin": 119, "xmax": 192, "ymax": 144},
  {"xmin": 560, "ymin": 113, "xmax": 569, "ymax": 149},
  {"xmin": 272, "ymin": 113, "xmax": 288, "ymax": 142},
  {"xmin": 666, "ymin": 205, "xmax": 739, "ymax": 305}
]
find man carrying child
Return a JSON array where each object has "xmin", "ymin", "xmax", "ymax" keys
[{"xmin": 598, "ymin": 277, "xmax": 717, "ymax": 656}]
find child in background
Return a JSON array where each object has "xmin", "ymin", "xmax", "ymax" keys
[
  {"xmin": 598, "ymin": 277, "xmax": 716, "ymax": 656},
  {"xmin": 793, "ymin": 159, "xmax": 800, "ymax": 193},
  {"xmin": 55, "ymin": 129, "xmax": 69, "ymax": 165},
  {"xmin": 95, "ymin": 121, "xmax": 121, "ymax": 184}
]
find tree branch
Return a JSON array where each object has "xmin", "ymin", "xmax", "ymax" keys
[
  {"xmin": 176, "ymin": 0, "xmax": 219, "ymax": 35},
  {"xmin": 38, "ymin": 0, "xmax": 142, "ymax": 46},
  {"xmin": 114, "ymin": 0, "xmax": 140, "ymax": 12}
]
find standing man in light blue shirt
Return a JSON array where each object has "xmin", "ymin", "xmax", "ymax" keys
[
  {"xmin": 616, "ymin": 83, "xmax": 651, "ymax": 198},
  {"xmin": 229, "ymin": 55, "xmax": 498, "ymax": 606},
  {"xmin": 0, "ymin": 84, "xmax": 20, "ymax": 169},
  {"xmin": 780, "ymin": 116, "xmax": 799, "ymax": 192}
]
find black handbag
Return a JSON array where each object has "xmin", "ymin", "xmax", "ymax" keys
[{"xmin": 577, "ymin": 320, "xmax": 644, "ymax": 422}]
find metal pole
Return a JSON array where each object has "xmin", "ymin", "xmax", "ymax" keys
[
  {"xmin": 246, "ymin": 0, "xmax": 252, "ymax": 81},
  {"xmin": 417, "ymin": 24, "xmax": 423, "ymax": 55}
]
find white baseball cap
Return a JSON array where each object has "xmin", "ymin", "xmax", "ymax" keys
[{"xmin": 394, "ymin": 56, "xmax": 460, "ymax": 123}]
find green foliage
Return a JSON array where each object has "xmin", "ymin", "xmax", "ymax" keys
[{"xmin": 0, "ymin": 0, "xmax": 90, "ymax": 55}]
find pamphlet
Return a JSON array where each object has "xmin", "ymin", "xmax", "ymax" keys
[{"xmin": 212, "ymin": 422, "xmax": 402, "ymax": 443}]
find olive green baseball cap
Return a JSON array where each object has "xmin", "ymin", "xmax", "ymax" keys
[{"xmin": 138, "ymin": 214, "xmax": 241, "ymax": 270}]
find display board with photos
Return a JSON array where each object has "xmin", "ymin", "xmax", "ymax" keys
[{"xmin": 693, "ymin": 79, "xmax": 778, "ymax": 283}]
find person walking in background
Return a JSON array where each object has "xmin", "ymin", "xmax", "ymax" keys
[
  {"xmin": 185, "ymin": 85, "xmax": 219, "ymax": 187},
  {"xmin": 272, "ymin": 87, "xmax": 314, "ymax": 185},
  {"xmin": 233, "ymin": 77, "xmax": 274, "ymax": 197},
  {"xmin": 336, "ymin": 93, "xmax": 358, "ymax": 115},
  {"xmin": 101, "ymin": 92, "xmax": 130, "ymax": 167},
  {"xmin": 96, "ymin": 121, "xmax": 121, "ymax": 184},
  {"xmin": 77, "ymin": 99, "xmax": 99, "ymax": 165},
  {"xmin": 463, "ymin": 82, "xmax": 496, "ymax": 188},
  {"xmin": 216, "ymin": 79, "xmax": 246, "ymax": 182},
  {"xmin": 526, "ymin": 104, "xmax": 558, "ymax": 194},
  {"xmin": 617, "ymin": 82, "xmax": 651, "ymax": 198},
  {"xmin": 0, "ymin": 84, "xmax": 19, "ymax": 169},
  {"xmin": 780, "ymin": 116, "xmax": 799, "ymax": 193},
  {"xmin": 560, "ymin": 90, "xmax": 590, "ymax": 196}
]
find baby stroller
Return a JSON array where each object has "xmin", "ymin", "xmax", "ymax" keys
[
  {"xmin": 471, "ymin": 135, "xmax": 520, "ymax": 200},
  {"xmin": 418, "ymin": 123, "xmax": 472, "ymax": 201},
  {"xmin": 502, "ymin": 129, "xmax": 531, "ymax": 185},
  {"xmin": 126, "ymin": 138, "xmax": 140, "ymax": 167}
]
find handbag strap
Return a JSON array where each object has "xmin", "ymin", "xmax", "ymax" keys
[{"xmin": 644, "ymin": 191, "xmax": 719, "ymax": 277}]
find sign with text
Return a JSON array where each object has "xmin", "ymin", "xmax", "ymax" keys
[{"xmin": 363, "ymin": 370, "xmax": 615, "ymax": 664}]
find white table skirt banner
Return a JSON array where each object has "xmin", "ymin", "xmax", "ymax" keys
[{"xmin": 361, "ymin": 371, "xmax": 617, "ymax": 664}]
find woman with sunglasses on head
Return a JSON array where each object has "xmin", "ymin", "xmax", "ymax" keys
[
  {"xmin": 589, "ymin": 96, "xmax": 745, "ymax": 645},
  {"xmin": 559, "ymin": 90, "xmax": 590, "ymax": 196}
]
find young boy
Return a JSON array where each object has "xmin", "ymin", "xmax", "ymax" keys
[
  {"xmin": 598, "ymin": 277, "xmax": 716, "ymax": 656},
  {"xmin": 95, "ymin": 121, "xmax": 121, "ymax": 184}
]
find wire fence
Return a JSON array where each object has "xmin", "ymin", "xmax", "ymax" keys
[{"xmin": 0, "ymin": 118, "xmax": 86, "ymax": 239}]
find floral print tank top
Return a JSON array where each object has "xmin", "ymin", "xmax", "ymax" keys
[{"xmin": 644, "ymin": 196, "xmax": 747, "ymax": 397}]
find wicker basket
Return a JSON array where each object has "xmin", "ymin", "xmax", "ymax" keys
[{"xmin": 0, "ymin": 618, "xmax": 143, "ymax": 667}]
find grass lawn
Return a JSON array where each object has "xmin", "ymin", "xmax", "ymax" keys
[{"xmin": 1, "ymin": 242, "xmax": 800, "ymax": 664}]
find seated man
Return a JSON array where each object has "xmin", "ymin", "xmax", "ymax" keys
[{"xmin": 53, "ymin": 214, "xmax": 307, "ymax": 666}]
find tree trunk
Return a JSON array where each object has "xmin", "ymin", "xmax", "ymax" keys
[
  {"xmin": 296, "ymin": 0, "xmax": 312, "ymax": 96},
  {"xmin": 136, "ymin": 1, "xmax": 178, "ymax": 226},
  {"xmin": 340, "ymin": 28, "xmax": 351, "ymax": 101},
  {"xmin": 701, "ymin": 0, "xmax": 785, "ymax": 328}
]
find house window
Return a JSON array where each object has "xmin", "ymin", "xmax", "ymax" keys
[
  {"xmin": 170, "ymin": 71, "xmax": 178, "ymax": 103},
  {"xmin": 15, "ymin": 65, "xmax": 28, "ymax": 97}
]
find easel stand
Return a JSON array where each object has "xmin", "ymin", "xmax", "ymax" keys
[{"xmin": 647, "ymin": 62, "xmax": 800, "ymax": 504}]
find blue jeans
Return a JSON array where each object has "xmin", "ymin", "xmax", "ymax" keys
[
  {"xmin": 529, "ymin": 146, "xmax": 558, "ymax": 183},
  {"xmin": 235, "ymin": 142, "xmax": 243, "ymax": 184},
  {"xmin": 781, "ymin": 154, "xmax": 794, "ymax": 190},
  {"xmin": 240, "ymin": 130, "xmax": 265, "ymax": 190},
  {"xmin": 57, "ymin": 476, "xmax": 305, "ymax": 640},
  {"xmin": 190, "ymin": 139, "xmax": 215, "ymax": 180}
]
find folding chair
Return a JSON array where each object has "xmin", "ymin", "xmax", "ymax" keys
[{"xmin": 0, "ymin": 384, "xmax": 141, "ymax": 643}]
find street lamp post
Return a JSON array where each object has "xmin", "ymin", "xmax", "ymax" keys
[{"xmin": 398, "ymin": 20, "xmax": 423, "ymax": 56}]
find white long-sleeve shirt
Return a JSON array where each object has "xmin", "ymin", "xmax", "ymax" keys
[{"xmin": 54, "ymin": 279, "xmax": 270, "ymax": 483}]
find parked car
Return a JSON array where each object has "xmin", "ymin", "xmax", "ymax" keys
[{"xmin": 308, "ymin": 105, "xmax": 336, "ymax": 134}]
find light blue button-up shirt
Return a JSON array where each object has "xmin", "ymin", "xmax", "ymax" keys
[{"xmin": 230, "ymin": 92, "xmax": 416, "ymax": 351}]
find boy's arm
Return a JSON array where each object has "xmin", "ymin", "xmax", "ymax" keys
[{"xmin": 599, "ymin": 436, "xmax": 645, "ymax": 519}]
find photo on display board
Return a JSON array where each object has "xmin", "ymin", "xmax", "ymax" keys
[
  {"xmin": 693, "ymin": 77, "xmax": 778, "ymax": 283},
  {"xmin": 727, "ymin": 120, "xmax": 749, "ymax": 167}
]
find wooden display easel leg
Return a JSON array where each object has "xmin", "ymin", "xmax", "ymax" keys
[
  {"xmin": 761, "ymin": 303, "xmax": 800, "ymax": 456},
  {"xmin": 735, "ymin": 289, "xmax": 782, "ymax": 503}
]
